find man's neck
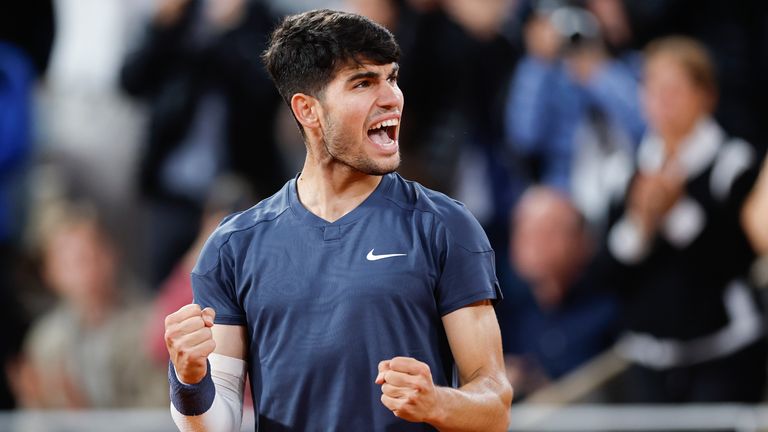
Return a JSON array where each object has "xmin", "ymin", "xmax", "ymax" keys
[{"xmin": 296, "ymin": 156, "xmax": 383, "ymax": 223}]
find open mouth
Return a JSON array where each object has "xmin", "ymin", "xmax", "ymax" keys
[{"xmin": 367, "ymin": 118, "xmax": 399, "ymax": 147}]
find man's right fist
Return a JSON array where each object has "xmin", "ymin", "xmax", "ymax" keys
[{"xmin": 165, "ymin": 304, "xmax": 217, "ymax": 384}]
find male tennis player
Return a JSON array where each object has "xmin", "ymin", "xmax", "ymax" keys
[{"xmin": 164, "ymin": 9, "xmax": 512, "ymax": 431}]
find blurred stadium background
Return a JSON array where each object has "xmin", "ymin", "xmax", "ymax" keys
[{"xmin": 2, "ymin": 0, "xmax": 768, "ymax": 430}]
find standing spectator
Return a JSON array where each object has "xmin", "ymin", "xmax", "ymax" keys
[
  {"xmin": 504, "ymin": 3, "xmax": 644, "ymax": 230},
  {"xmin": 121, "ymin": 0, "xmax": 286, "ymax": 286},
  {"xmin": 34, "ymin": 0, "xmax": 150, "ymax": 275},
  {"xmin": 620, "ymin": 0, "xmax": 768, "ymax": 147},
  {"xmin": 601, "ymin": 37, "xmax": 765, "ymax": 402}
]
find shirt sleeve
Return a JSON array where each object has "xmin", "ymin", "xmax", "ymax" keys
[
  {"xmin": 191, "ymin": 231, "xmax": 246, "ymax": 326},
  {"xmin": 434, "ymin": 204, "xmax": 502, "ymax": 316},
  {"xmin": 504, "ymin": 56, "xmax": 557, "ymax": 155}
]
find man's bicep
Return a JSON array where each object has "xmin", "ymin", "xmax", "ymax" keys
[
  {"xmin": 442, "ymin": 300, "xmax": 505, "ymax": 386},
  {"xmin": 212, "ymin": 324, "xmax": 248, "ymax": 360}
]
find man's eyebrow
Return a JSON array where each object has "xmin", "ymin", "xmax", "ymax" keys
[
  {"xmin": 347, "ymin": 71, "xmax": 379, "ymax": 82},
  {"xmin": 346, "ymin": 64, "xmax": 400, "ymax": 83}
]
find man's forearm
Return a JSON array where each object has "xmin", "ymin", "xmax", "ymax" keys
[
  {"xmin": 170, "ymin": 353, "xmax": 247, "ymax": 432},
  {"xmin": 428, "ymin": 373, "xmax": 513, "ymax": 432}
]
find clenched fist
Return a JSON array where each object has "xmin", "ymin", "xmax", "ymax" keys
[
  {"xmin": 375, "ymin": 356, "xmax": 443, "ymax": 424},
  {"xmin": 165, "ymin": 304, "xmax": 217, "ymax": 384}
]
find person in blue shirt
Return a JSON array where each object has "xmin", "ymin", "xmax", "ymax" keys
[
  {"xmin": 163, "ymin": 9, "xmax": 512, "ymax": 432},
  {"xmin": 504, "ymin": 5, "xmax": 645, "ymax": 230}
]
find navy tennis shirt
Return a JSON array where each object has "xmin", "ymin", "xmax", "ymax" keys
[{"xmin": 192, "ymin": 172, "xmax": 501, "ymax": 431}]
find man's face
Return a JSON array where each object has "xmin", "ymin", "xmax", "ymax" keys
[
  {"xmin": 512, "ymin": 193, "xmax": 583, "ymax": 284},
  {"xmin": 315, "ymin": 61, "xmax": 404, "ymax": 175}
]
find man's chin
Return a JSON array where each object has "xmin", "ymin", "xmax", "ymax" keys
[
  {"xmin": 347, "ymin": 154, "xmax": 400, "ymax": 176},
  {"xmin": 368, "ymin": 159, "xmax": 400, "ymax": 176}
]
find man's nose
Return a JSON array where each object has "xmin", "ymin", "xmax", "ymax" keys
[{"xmin": 377, "ymin": 81, "xmax": 403, "ymax": 109}]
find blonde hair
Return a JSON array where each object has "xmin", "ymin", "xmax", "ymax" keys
[{"xmin": 645, "ymin": 36, "xmax": 717, "ymax": 97}]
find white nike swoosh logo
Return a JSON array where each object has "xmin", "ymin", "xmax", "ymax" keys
[{"xmin": 366, "ymin": 249, "xmax": 407, "ymax": 261}]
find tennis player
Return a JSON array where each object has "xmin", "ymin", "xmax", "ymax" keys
[{"xmin": 164, "ymin": 9, "xmax": 512, "ymax": 431}]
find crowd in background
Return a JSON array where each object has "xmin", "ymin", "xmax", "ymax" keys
[{"xmin": 1, "ymin": 0, "xmax": 768, "ymax": 410}]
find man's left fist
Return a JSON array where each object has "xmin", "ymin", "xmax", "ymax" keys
[{"xmin": 375, "ymin": 356, "xmax": 443, "ymax": 423}]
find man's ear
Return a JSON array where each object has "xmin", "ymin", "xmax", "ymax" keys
[{"xmin": 291, "ymin": 93, "xmax": 321, "ymax": 130}]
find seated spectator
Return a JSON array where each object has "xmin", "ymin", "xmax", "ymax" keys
[
  {"xmin": 14, "ymin": 201, "xmax": 167, "ymax": 408},
  {"xmin": 503, "ymin": 186, "xmax": 618, "ymax": 398},
  {"xmin": 601, "ymin": 36, "xmax": 765, "ymax": 403}
]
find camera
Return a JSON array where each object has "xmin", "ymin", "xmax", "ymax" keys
[{"xmin": 536, "ymin": 1, "xmax": 602, "ymax": 50}]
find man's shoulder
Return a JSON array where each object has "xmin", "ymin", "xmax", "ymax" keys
[
  {"xmin": 387, "ymin": 173, "xmax": 491, "ymax": 252},
  {"xmin": 195, "ymin": 181, "xmax": 292, "ymax": 275},
  {"xmin": 211, "ymin": 181, "xmax": 292, "ymax": 242},
  {"xmin": 385, "ymin": 173, "xmax": 464, "ymax": 213}
]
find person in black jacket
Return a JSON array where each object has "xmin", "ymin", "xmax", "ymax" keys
[
  {"xmin": 121, "ymin": 0, "xmax": 286, "ymax": 286},
  {"xmin": 600, "ymin": 36, "xmax": 766, "ymax": 402}
]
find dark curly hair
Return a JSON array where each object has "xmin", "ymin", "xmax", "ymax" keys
[{"xmin": 262, "ymin": 9, "xmax": 400, "ymax": 107}]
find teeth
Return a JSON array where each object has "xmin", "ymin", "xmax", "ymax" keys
[{"xmin": 369, "ymin": 118, "xmax": 399, "ymax": 130}]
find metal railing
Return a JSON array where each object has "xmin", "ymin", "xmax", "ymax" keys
[
  {"xmin": 508, "ymin": 404, "xmax": 768, "ymax": 432},
  {"xmin": 2, "ymin": 405, "xmax": 768, "ymax": 432}
]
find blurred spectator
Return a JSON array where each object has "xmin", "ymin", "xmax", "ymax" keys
[
  {"xmin": 121, "ymin": 0, "xmax": 286, "ymax": 286},
  {"xmin": 502, "ymin": 186, "xmax": 618, "ymax": 397},
  {"xmin": 504, "ymin": 2, "xmax": 644, "ymax": 230},
  {"xmin": 35, "ymin": 0, "xmax": 151, "ymax": 274},
  {"xmin": 146, "ymin": 175, "xmax": 256, "ymax": 365},
  {"xmin": 600, "ymin": 37, "xmax": 765, "ymax": 402},
  {"xmin": 12, "ymin": 201, "xmax": 166, "ymax": 408},
  {"xmin": 620, "ymin": 0, "xmax": 768, "ymax": 147}
]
